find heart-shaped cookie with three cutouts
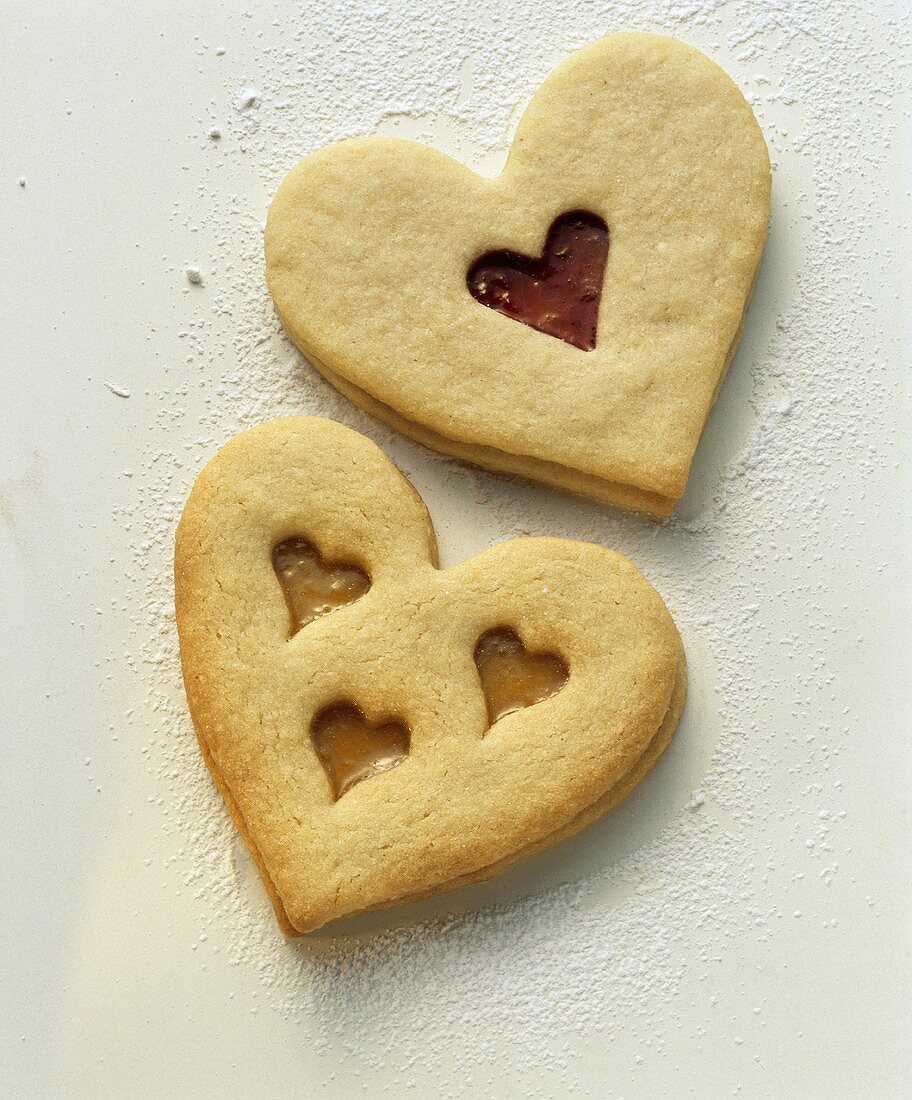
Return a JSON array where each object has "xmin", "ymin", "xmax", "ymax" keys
[
  {"xmin": 265, "ymin": 33, "xmax": 770, "ymax": 517},
  {"xmin": 175, "ymin": 417, "xmax": 685, "ymax": 934}
]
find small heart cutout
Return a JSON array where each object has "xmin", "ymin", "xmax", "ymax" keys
[
  {"xmin": 272, "ymin": 537, "xmax": 370, "ymax": 636},
  {"xmin": 311, "ymin": 702, "xmax": 410, "ymax": 800},
  {"xmin": 474, "ymin": 627, "xmax": 569, "ymax": 727},
  {"xmin": 467, "ymin": 211, "xmax": 608, "ymax": 351}
]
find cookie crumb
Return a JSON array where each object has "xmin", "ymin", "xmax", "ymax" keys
[
  {"xmin": 234, "ymin": 87, "xmax": 259, "ymax": 110},
  {"xmin": 186, "ymin": 266, "xmax": 203, "ymax": 285},
  {"xmin": 104, "ymin": 381, "xmax": 131, "ymax": 398}
]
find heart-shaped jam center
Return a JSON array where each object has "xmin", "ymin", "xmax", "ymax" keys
[
  {"xmin": 273, "ymin": 538, "xmax": 370, "ymax": 637},
  {"xmin": 310, "ymin": 703, "xmax": 410, "ymax": 800},
  {"xmin": 466, "ymin": 211, "xmax": 609, "ymax": 351},
  {"xmin": 474, "ymin": 627, "xmax": 569, "ymax": 727}
]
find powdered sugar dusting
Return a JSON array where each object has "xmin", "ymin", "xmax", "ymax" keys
[{"xmin": 118, "ymin": 0, "xmax": 908, "ymax": 1092}]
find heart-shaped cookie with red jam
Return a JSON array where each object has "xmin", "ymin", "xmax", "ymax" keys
[
  {"xmin": 265, "ymin": 33, "xmax": 770, "ymax": 517},
  {"xmin": 175, "ymin": 417, "xmax": 685, "ymax": 934}
]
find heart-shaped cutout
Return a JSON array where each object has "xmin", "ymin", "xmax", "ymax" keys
[
  {"xmin": 265, "ymin": 33, "xmax": 770, "ymax": 516},
  {"xmin": 310, "ymin": 702, "xmax": 409, "ymax": 800},
  {"xmin": 272, "ymin": 537, "xmax": 370, "ymax": 636},
  {"xmin": 175, "ymin": 417, "xmax": 686, "ymax": 934},
  {"xmin": 467, "ymin": 211, "xmax": 608, "ymax": 351},
  {"xmin": 474, "ymin": 627, "xmax": 569, "ymax": 726}
]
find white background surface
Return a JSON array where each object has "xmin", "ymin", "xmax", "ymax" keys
[{"xmin": 2, "ymin": 2, "xmax": 910, "ymax": 1097}]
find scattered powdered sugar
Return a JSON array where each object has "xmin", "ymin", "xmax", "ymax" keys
[{"xmin": 115, "ymin": 0, "xmax": 906, "ymax": 1091}]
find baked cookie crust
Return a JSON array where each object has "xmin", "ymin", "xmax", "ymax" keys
[
  {"xmin": 175, "ymin": 417, "xmax": 686, "ymax": 933},
  {"xmin": 265, "ymin": 34, "xmax": 770, "ymax": 516}
]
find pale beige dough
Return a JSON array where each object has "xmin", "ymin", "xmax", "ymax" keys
[
  {"xmin": 265, "ymin": 33, "xmax": 770, "ymax": 516},
  {"xmin": 175, "ymin": 417, "xmax": 686, "ymax": 934}
]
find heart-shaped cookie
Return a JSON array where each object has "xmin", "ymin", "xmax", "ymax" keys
[
  {"xmin": 175, "ymin": 417, "xmax": 685, "ymax": 934},
  {"xmin": 265, "ymin": 33, "xmax": 770, "ymax": 516}
]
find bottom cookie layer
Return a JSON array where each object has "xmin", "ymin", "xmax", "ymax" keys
[{"xmin": 305, "ymin": 350, "xmax": 678, "ymax": 518}]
